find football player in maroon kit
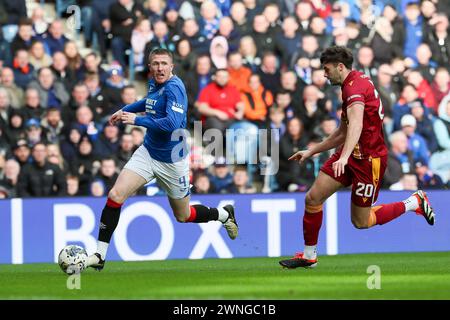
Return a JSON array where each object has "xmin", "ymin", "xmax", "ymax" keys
[{"xmin": 279, "ymin": 46, "xmax": 436, "ymax": 269}]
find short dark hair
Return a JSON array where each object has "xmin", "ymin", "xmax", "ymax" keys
[
  {"xmin": 320, "ymin": 46, "xmax": 354, "ymax": 69},
  {"xmin": 148, "ymin": 48, "xmax": 173, "ymax": 63}
]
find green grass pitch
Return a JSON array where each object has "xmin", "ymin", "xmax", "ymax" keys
[{"xmin": 1, "ymin": 252, "xmax": 449, "ymax": 299}]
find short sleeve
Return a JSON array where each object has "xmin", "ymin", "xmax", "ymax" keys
[{"xmin": 343, "ymin": 79, "xmax": 366, "ymax": 108}]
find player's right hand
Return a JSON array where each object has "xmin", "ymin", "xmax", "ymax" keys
[
  {"xmin": 288, "ymin": 150, "xmax": 312, "ymax": 164},
  {"xmin": 109, "ymin": 110, "xmax": 123, "ymax": 125}
]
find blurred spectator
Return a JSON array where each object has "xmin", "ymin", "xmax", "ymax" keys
[
  {"xmin": 109, "ymin": 0, "xmax": 144, "ymax": 68},
  {"xmin": 43, "ymin": 20, "xmax": 69, "ymax": 55},
  {"xmin": 85, "ymin": 73, "xmax": 109, "ymax": 121},
  {"xmin": 63, "ymin": 41, "xmax": 83, "ymax": 74},
  {"xmin": 252, "ymin": 15, "xmax": 276, "ymax": 55},
  {"xmin": 410, "ymin": 102, "xmax": 438, "ymax": 153},
  {"xmin": 17, "ymin": 142, "xmax": 66, "ymax": 197},
  {"xmin": 355, "ymin": 46, "xmax": 378, "ymax": 79},
  {"xmin": 389, "ymin": 172, "xmax": 419, "ymax": 191},
  {"xmin": 403, "ymin": 2, "xmax": 423, "ymax": 62},
  {"xmin": 216, "ymin": 18, "xmax": 239, "ymax": 55},
  {"xmin": 131, "ymin": 18, "xmax": 154, "ymax": 72},
  {"xmin": 0, "ymin": 158, "xmax": 20, "ymax": 197},
  {"xmin": 192, "ymin": 170, "xmax": 215, "ymax": 194},
  {"xmin": 368, "ymin": 16, "xmax": 399, "ymax": 64},
  {"xmin": 130, "ymin": 127, "xmax": 144, "ymax": 149},
  {"xmin": 71, "ymin": 105, "xmax": 100, "ymax": 141},
  {"xmin": 164, "ymin": 3, "xmax": 184, "ymax": 41},
  {"xmin": 400, "ymin": 114, "xmax": 430, "ymax": 165},
  {"xmin": 298, "ymin": 85, "xmax": 327, "ymax": 133},
  {"xmin": 415, "ymin": 161, "xmax": 444, "ymax": 189},
  {"xmin": 431, "ymin": 67, "xmax": 450, "ymax": 107},
  {"xmin": 208, "ymin": 156, "xmax": 233, "ymax": 193},
  {"xmin": 70, "ymin": 135, "xmax": 98, "ymax": 194},
  {"xmin": 406, "ymin": 69, "xmax": 437, "ymax": 112},
  {"xmin": 47, "ymin": 143, "xmax": 69, "ymax": 174},
  {"xmin": 24, "ymin": 118, "xmax": 47, "ymax": 147},
  {"xmin": 294, "ymin": 1, "xmax": 313, "ymax": 34},
  {"xmin": 238, "ymin": 36, "xmax": 260, "ymax": 72},
  {"xmin": 230, "ymin": 1, "xmax": 251, "ymax": 36},
  {"xmin": 266, "ymin": 106, "xmax": 286, "ymax": 146},
  {"xmin": 28, "ymin": 40, "xmax": 52, "ymax": 70},
  {"xmin": 199, "ymin": 0, "xmax": 221, "ymax": 40},
  {"xmin": 196, "ymin": 68, "xmax": 244, "ymax": 132},
  {"xmin": 0, "ymin": 29, "xmax": 12, "ymax": 68},
  {"xmin": 144, "ymin": 20, "xmax": 176, "ymax": 62},
  {"xmin": 209, "ymin": 35, "xmax": 229, "ymax": 69},
  {"xmin": 384, "ymin": 130, "xmax": 415, "ymax": 188},
  {"xmin": 78, "ymin": 52, "xmax": 108, "ymax": 84},
  {"xmin": 393, "ymin": 84, "xmax": 422, "ymax": 131},
  {"xmin": 376, "ymin": 64, "xmax": 400, "ymax": 125},
  {"xmin": 0, "ymin": 87, "xmax": 12, "ymax": 129},
  {"xmin": 60, "ymin": 125, "xmax": 82, "ymax": 162},
  {"xmin": 292, "ymin": 34, "xmax": 321, "ymax": 72},
  {"xmin": 227, "ymin": 51, "xmax": 252, "ymax": 93},
  {"xmin": 10, "ymin": 19, "xmax": 34, "ymax": 55},
  {"xmin": 90, "ymin": 178, "xmax": 107, "ymax": 197},
  {"xmin": 30, "ymin": 6, "xmax": 49, "ymax": 38},
  {"xmin": 434, "ymin": 95, "xmax": 450, "ymax": 152},
  {"xmin": 94, "ymin": 122, "xmax": 121, "ymax": 158},
  {"xmin": 181, "ymin": 18, "xmax": 209, "ymax": 54},
  {"xmin": 11, "ymin": 49, "xmax": 35, "ymax": 89},
  {"xmin": 256, "ymin": 51, "xmax": 280, "ymax": 95},
  {"xmin": 293, "ymin": 136, "xmax": 329, "ymax": 192},
  {"xmin": 414, "ymin": 43, "xmax": 437, "ymax": 84},
  {"xmin": 64, "ymin": 83, "xmax": 91, "ymax": 124},
  {"xmin": 173, "ymin": 38, "xmax": 197, "ymax": 81},
  {"xmin": 241, "ymin": 74, "xmax": 273, "ymax": 127},
  {"xmin": 280, "ymin": 70, "xmax": 303, "ymax": 111},
  {"xmin": 66, "ymin": 174, "xmax": 81, "ymax": 196},
  {"xmin": 242, "ymin": 0, "xmax": 262, "ymax": 24},
  {"xmin": 1, "ymin": 67, "xmax": 24, "ymax": 109},
  {"xmin": 103, "ymin": 63, "xmax": 128, "ymax": 109},
  {"xmin": 94, "ymin": 157, "xmax": 119, "ymax": 192},
  {"xmin": 225, "ymin": 165, "xmax": 256, "ymax": 193},
  {"xmin": 276, "ymin": 117, "xmax": 308, "ymax": 191},
  {"xmin": 21, "ymin": 87, "xmax": 44, "ymax": 122},
  {"xmin": 275, "ymin": 16, "xmax": 301, "ymax": 68},
  {"xmin": 6, "ymin": 110, "xmax": 26, "ymax": 143},
  {"xmin": 50, "ymin": 51, "xmax": 77, "ymax": 92},
  {"xmin": 28, "ymin": 67, "xmax": 70, "ymax": 110},
  {"xmin": 41, "ymin": 108, "xmax": 64, "ymax": 144},
  {"xmin": 310, "ymin": 16, "xmax": 332, "ymax": 51},
  {"xmin": 424, "ymin": 13, "xmax": 450, "ymax": 67},
  {"xmin": 116, "ymin": 132, "xmax": 134, "ymax": 168},
  {"xmin": 274, "ymin": 89, "xmax": 296, "ymax": 121}
]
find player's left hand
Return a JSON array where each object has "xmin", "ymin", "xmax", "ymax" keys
[
  {"xmin": 332, "ymin": 157, "xmax": 348, "ymax": 178},
  {"xmin": 121, "ymin": 111, "xmax": 136, "ymax": 125}
]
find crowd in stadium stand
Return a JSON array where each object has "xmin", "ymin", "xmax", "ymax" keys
[{"xmin": 1, "ymin": 0, "xmax": 450, "ymax": 198}]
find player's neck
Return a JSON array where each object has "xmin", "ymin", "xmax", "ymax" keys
[{"xmin": 340, "ymin": 69, "xmax": 352, "ymax": 85}]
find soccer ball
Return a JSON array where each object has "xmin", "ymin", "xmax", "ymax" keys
[{"xmin": 58, "ymin": 245, "xmax": 88, "ymax": 275}]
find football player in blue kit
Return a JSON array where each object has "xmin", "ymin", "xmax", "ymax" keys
[{"xmin": 86, "ymin": 48, "xmax": 238, "ymax": 271}]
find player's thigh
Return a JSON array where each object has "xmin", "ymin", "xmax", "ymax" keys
[
  {"xmin": 112, "ymin": 146, "xmax": 155, "ymax": 202},
  {"xmin": 153, "ymin": 157, "xmax": 191, "ymax": 218},
  {"xmin": 109, "ymin": 168, "xmax": 147, "ymax": 202},
  {"xmin": 306, "ymin": 171, "xmax": 345, "ymax": 205},
  {"xmin": 350, "ymin": 202, "xmax": 372, "ymax": 228},
  {"xmin": 350, "ymin": 156, "xmax": 387, "ymax": 208}
]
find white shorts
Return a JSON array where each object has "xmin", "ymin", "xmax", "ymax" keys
[{"xmin": 124, "ymin": 145, "xmax": 190, "ymax": 199}]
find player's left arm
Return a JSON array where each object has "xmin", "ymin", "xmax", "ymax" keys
[{"xmin": 332, "ymin": 102, "xmax": 364, "ymax": 177}]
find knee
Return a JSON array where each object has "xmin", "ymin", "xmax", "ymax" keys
[
  {"xmin": 351, "ymin": 218, "xmax": 369, "ymax": 229},
  {"xmin": 108, "ymin": 188, "xmax": 126, "ymax": 204},
  {"xmin": 305, "ymin": 191, "xmax": 323, "ymax": 207}
]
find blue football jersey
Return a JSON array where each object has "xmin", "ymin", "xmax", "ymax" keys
[{"xmin": 122, "ymin": 75, "xmax": 188, "ymax": 163}]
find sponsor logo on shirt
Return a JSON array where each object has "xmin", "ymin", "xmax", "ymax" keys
[{"xmin": 171, "ymin": 102, "xmax": 184, "ymax": 114}]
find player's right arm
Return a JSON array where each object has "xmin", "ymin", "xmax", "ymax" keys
[
  {"xmin": 289, "ymin": 120, "xmax": 347, "ymax": 163},
  {"xmin": 109, "ymin": 98, "xmax": 146, "ymax": 125}
]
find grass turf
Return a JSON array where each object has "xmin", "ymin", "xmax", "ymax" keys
[{"xmin": 1, "ymin": 251, "xmax": 449, "ymax": 299}]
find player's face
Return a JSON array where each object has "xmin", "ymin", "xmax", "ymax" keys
[
  {"xmin": 149, "ymin": 54, "xmax": 174, "ymax": 84},
  {"xmin": 323, "ymin": 63, "xmax": 342, "ymax": 85}
]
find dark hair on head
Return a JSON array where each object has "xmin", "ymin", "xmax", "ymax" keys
[
  {"xmin": 233, "ymin": 165, "xmax": 247, "ymax": 173},
  {"xmin": 18, "ymin": 18, "xmax": 33, "ymax": 27},
  {"xmin": 215, "ymin": 68, "xmax": 228, "ymax": 74},
  {"xmin": 320, "ymin": 46, "xmax": 354, "ymax": 69},
  {"xmin": 148, "ymin": 47, "xmax": 173, "ymax": 62}
]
